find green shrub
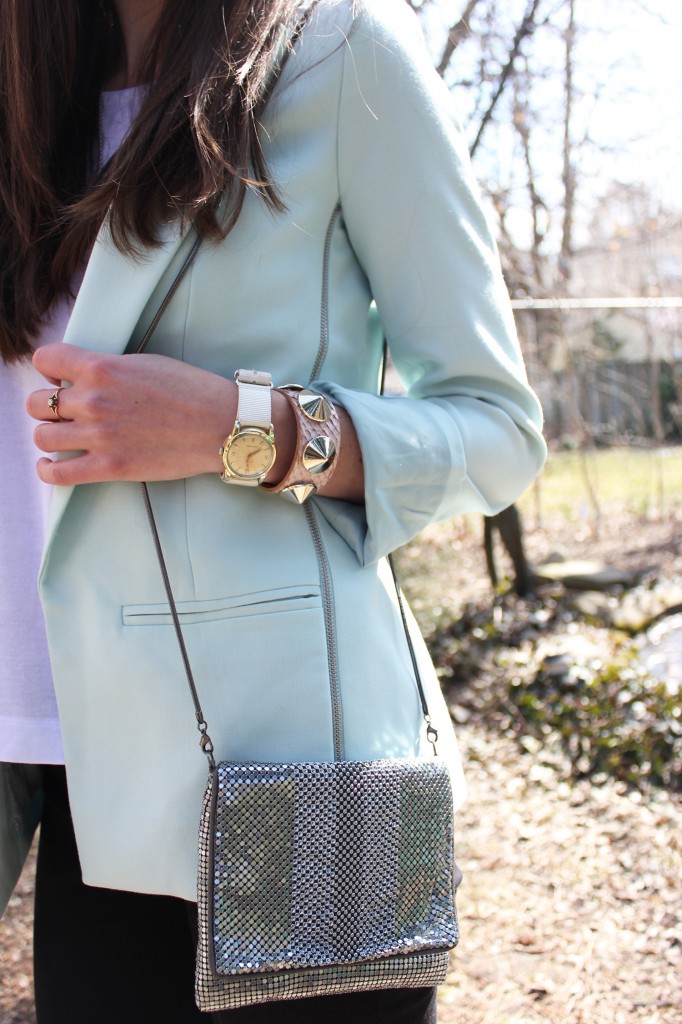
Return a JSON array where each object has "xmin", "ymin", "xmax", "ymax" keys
[
  {"xmin": 431, "ymin": 595, "xmax": 682, "ymax": 792},
  {"xmin": 510, "ymin": 653, "xmax": 681, "ymax": 790}
]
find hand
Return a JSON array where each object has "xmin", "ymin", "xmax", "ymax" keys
[{"xmin": 27, "ymin": 343, "xmax": 234, "ymax": 486}]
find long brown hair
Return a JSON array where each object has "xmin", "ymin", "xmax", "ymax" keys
[{"xmin": 0, "ymin": 0, "xmax": 308, "ymax": 363}]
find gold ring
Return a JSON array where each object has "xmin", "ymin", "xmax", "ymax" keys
[{"xmin": 47, "ymin": 388, "xmax": 64, "ymax": 421}]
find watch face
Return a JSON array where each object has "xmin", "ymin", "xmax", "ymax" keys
[{"xmin": 225, "ymin": 429, "xmax": 276, "ymax": 479}]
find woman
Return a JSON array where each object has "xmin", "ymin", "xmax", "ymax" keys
[{"xmin": 0, "ymin": 0, "xmax": 546, "ymax": 1021}]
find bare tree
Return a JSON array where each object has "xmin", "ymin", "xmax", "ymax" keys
[
  {"xmin": 559, "ymin": 0, "xmax": 576, "ymax": 284},
  {"xmin": 410, "ymin": 0, "xmax": 674, "ymax": 296},
  {"xmin": 469, "ymin": 0, "xmax": 543, "ymax": 158},
  {"xmin": 411, "ymin": 0, "xmax": 682, "ymax": 460},
  {"xmin": 435, "ymin": 0, "xmax": 485, "ymax": 76},
  {"xmin": 512, "ymin": 61, "xmax": 549, "ymax": 291}
]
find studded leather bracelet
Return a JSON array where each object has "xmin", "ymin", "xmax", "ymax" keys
[{"xmin": 262, "ymin": 385, "xmax": 341, "ymax": 504}]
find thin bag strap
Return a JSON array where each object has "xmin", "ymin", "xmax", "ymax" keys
[
  {"xmin": 140, "ymin": 479, "xmax": 216, "ymax": 767},
  {"xmin": 135, "ymin": 237, "xmax": 203, "ymax": 357},
  {"xmin": 135, "ymin": 233, "xmax": 217, "ymax": 766},
  {"xmin": 387, "ymin": 554, "xmax": 439, "ymax": 751},
  {"xmin": 139, "ymin": 290, "xmax": 439, "ymax": 763},
  {"xmin": 380, "ymin": 338, "xmax": 438, "ymax": 752},
  {"xmin": 137, "ymin": 267, "xmax": 438, "ymax": 768}
]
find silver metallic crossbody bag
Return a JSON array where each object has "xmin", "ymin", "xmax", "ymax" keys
[{"xmin": 136, "ymin": 238, "xmax": 460, "ymax": 1013}]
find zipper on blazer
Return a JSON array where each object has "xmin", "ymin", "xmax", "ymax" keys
[
  {"xmin": 305, "ymin": 499, "xmax": 344, "ymax": 761},
  {"xmin": 303, "ymin": 203, "xmax": 345, "ymax": 760},
  {"xmin": 309, "ymin": 203, "xmax": 341, "ymax": 382}
]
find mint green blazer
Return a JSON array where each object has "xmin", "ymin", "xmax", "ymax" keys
[{"xmin": 37, "ymin": 0, "xmax": 546, "ymax": 900}]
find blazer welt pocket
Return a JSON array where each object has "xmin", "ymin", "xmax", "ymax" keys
[{"xmin": 122, "ymin": 585, "xmax": 321, "ymax": 627}]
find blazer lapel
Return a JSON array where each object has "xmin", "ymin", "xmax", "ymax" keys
[
  {"xmin": 64, "ymin": 218, "xmax": 192, "ymax": 354},
  {"xmin": 41, "ymin": 217, "xmax": 195, "ymax": 563}
]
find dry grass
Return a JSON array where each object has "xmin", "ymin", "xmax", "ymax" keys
[
  {"xmin": 520, "ymin": 446, "xmax": 682, "ymax": 523},
  {"xmin": 438, "ymin": 726, "xmax": 682, "ymax": 1024}
]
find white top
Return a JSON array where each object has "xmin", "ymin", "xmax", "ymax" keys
[{"xmin": 0, "ymin": 86, "xmax": 145, "ymax": 764}]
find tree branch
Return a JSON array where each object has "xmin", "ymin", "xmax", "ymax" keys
[
  {"xmin": 470, "ymin": 0, "xmax": 543, "ymax": 158},
  {"xmin": 436, "ymin": 0, "xmax": 485, "ymax": 77},
  {"xmin": 560, "ymin": 0, "xmax": 576, "ymax": 282}
]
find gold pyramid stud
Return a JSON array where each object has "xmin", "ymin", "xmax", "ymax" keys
[
  {"xmin": 298, "ymin": 389, "xmax": 332, "ymax": 423},
  {"xmin": 302, "ymin": 436, "xmax": 336, "ymax": 475},
  {"xmin": 282, "ymin": 483, "xmax": 317, "ymax": 504}
]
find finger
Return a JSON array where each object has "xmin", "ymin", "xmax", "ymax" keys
[
  {"xmin": 26, "ymin": 387, "xmax": 73, "ymax": 422},
  {"xmin": 33, "ymin": 421, "xmax": 85, "ymax": 453},
  {"xmin": 35, "ymin": 454, "xmax": 109, "ymax": 488},
  {"xmin": 32, "ymin": 342, "xmax": 96, "ymax": 384}
]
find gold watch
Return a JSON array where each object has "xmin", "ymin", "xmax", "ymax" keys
[{"xmin": 219, "ymin": 370, "xmax": 276, "ymax": 486}]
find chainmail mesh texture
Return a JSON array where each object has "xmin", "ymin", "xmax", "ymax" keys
[{"xmin": 195, "ymin": 758, "xmax": 458, "ymax": 1011}]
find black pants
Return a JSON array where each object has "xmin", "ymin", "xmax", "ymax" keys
[{"xmin": 34, "ymin": 767, "xmax": 438, "ymax": 1024}]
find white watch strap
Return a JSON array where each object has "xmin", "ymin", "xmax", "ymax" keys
[{"xmin": 235, "ymin": 369, "xmax": 272, "ymax": 428}]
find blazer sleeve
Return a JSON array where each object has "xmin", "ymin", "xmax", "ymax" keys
[{"xmin": 313, "ymin": 0, "xmax": 546, "ymax": 565}]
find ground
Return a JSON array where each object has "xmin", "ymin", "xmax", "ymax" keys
[
  {"xmin": 439, "ymin": 726, "xmax": 681, "ymax": 1024},
  {"xmin": 406, "ymin": 507, "xmax": 682, "ymax": 1023},
  {"xmin": 1, "ymin": 508, "xmax": 681, "ymax": 1024}
]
